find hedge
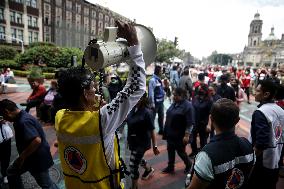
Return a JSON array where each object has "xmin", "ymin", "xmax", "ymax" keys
[
  {"xmin": 0, "ymin": 46, "xmax": 18, "ymax": 60},
  {"xmin": 17, "ymin": 45, "xmax": 83, "ymax": 68},
  {"xmin": 13, "ymin": 70, "xmax": 55, "ymax": 79},
  {"xmin": 0, "ymin": 59, "xmax": 22, "ymax": 70}
]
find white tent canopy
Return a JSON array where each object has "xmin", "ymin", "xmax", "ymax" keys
[{"xmin": 170, "ymin": 57, "xmax": 183, "ymax": 63}]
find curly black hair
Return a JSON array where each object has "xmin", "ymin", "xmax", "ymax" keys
[{"xmin": 57, "ymin": 67, "xmax": 95, "ymax": 108}]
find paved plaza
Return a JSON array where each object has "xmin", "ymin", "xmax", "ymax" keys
[{"xmin": 0, "ymin": 77, "xmax": 284, "ymax": 189}]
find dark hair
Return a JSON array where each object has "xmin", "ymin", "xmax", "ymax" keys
[
  {"xmin": 154, "ymin": 65, "xmax": 162, "ymax": 75},
  {"xmin": 50, "ymin": 80, "xmax": 58, "ymax": 88},
  {"xmin": 270, "ymin": 69, "xmax": 277, "ymax": 77},
  {"xmin": 220, "ymin": 74, "xmax": 228, "ymax": 82},
  {"xmin": 174, "ymin": 87, "xmax": 187, "ymax": 99},
  {"xmin": 57, "ymin": 67, "xmax": 95, "ymax": 108},
  {"xmin": 198, "ymin": 83, "xmax": 209, "ymax": 97},
  {"xmin": 210, "ymin": 83, "xmax": 218, "ymax": 91},
  {"xmin": 231, "ymin": 78, "xmax": 240, "ymax": 85},
  {"xmin": 210, "ymin": 98, "xmax": 239, "ymax": 130},
  {"xmin": 0, "ymin": 99, "xmax": 18, "ymax": 116},
  {"xmin": 275, "ymin": 84, "xmax": 284, "ymax": 100},
  {"xmin": 198, "ymin": 73, "xmax": 205, "ymax": 81},
  {"xmin": 183, "ymin": 69, "xmax": 189, "ymax": 76},
  {"xmin": 138, "ymin": 92, "xmax": 150, "ymax": 108},
  {"xmin": 258, "ymin": 78, "xmax": 278, "ymax": 100}
]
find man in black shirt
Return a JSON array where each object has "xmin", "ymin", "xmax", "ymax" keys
[
  {"xmin": 216, "ymin": 74, "xmax": 236, "ymax": 102},
  {"xmin": 0, "ymin": 99, "xmax": 57, "ymax": 189},
  {"xmin": 162, "ymin": 88, "xmax": 194, "ymax": 174}
]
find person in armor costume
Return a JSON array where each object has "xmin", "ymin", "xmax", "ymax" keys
[
  {"xmin": 55, "ymin": 21, "xmax": 146, "ymax": 189},
  {"xmin": 187, "ymin": 98, "xmax": 254, "ymax": 189},
  {"xmin": 249, "ymin": 78, "xmax": 284, "ymax": 189}
]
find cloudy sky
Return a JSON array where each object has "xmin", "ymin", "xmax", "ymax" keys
[{"xmin": 90, "ymin": 0, "xmax": 284, "ymax": 59}]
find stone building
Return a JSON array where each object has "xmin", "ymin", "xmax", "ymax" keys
[
  {"xmin": 42, "ymin": 0, "xmax": 130, "ymax": 50},
  {"xmin": 242, "ymin": 12, "xmax": 284, "ymax": 68},
  {"xmin": 0, "ymin": 0, "xmax": 131, "ymax": 51},
  {"xmin": 0, "ymin": 0, "xmax": 43, "ymax": 51}
]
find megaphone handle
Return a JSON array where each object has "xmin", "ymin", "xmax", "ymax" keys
[{"xmin": 98, "ymin": 69, "xmax": 104, "ymax": 107}]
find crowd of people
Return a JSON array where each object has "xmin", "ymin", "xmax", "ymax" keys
[{"xmin": 0, "ymin": 20, "xmax": 284, "ymax": 189}]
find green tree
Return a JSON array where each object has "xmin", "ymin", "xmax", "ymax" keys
[
  {"xmin": 0, "ymin": 45, "xmax": 18, "ymax": 60},
  {"xmin": 155, "ymin": 39, "xmax": 181, "ymax": 63}
]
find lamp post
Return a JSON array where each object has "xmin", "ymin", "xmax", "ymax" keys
[{"xmin": 0, "ymin": 34, "xmax": 24, "ymax": 53}]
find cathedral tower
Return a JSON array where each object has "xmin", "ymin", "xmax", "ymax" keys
[{"xmin": 248, "ymin": 12, "xmax": 263, "ymax": 47}]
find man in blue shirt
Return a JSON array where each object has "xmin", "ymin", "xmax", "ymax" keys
[
  {"xmin": 0, "ymin": 99, "xmax": 58, "ymax": 189},
  {"xmin": 148, "ymin": 65, "xmax": 165, "ymax": 134}
]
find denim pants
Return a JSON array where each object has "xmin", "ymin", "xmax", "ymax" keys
[
  {"xmin": 7, "ymin": 161, "xmax": 58, "ymax": 189},
  {"xmin": 153, "ymin": 102, "xmax": 164, "ymax": 132}
]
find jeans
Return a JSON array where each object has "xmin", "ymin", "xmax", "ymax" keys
[
  {"xmin": 7, "ymin": 161, "xmax": 58, "ymax": 189},
  {"xmin": 153, "ymin": 102, "xmax": 164, "ymax": 132}
]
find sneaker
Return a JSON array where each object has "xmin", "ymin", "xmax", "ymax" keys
[
  {"xmin": 141, "ymin": 167, "xmax": 154, "ymax": 180},
  {"xmin": 3, "ymin": 176, "xmax": 8, "ymax": 184},
  {"xmin": 161, "ymin": 167, "xmax": 174, "ymax": 174}
]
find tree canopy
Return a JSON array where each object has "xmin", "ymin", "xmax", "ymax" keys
[{"xmin": 155, "ymin": 39, "xmax": 182, "ymax": 63}]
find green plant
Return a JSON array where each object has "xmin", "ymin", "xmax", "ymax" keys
[
  {"xmin": 42, "ymin": 67, "xmax": 56, "ymax": 73},
  {"xmin": 13, "ymin": 70, "xmax": 55, "ymax": 79},
  {"xmin": 17, "ymin": 45, "xmax": 83, "ymax": 69},
  {"xmin": 43, "ymin": 72, "xmax": 55, "ymax": 79},
  {"xmin": 28, "ymin": 66, "xmax": 44, "ymax": 79},
  {"xmin": 0, "ymin": 45, "xmax": 18, "ymax": 60},
  {"xmin": 0, "ymin": 59, "xmax": 22, "ymax": 69}
]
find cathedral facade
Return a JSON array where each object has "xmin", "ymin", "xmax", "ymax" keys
[{"xmin": 241, "ymin": 13, "xmax": 284, "ymax": 68}]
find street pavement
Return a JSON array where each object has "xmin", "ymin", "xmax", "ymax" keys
[{"xmin": 0, "ymin": 78, "xmax": 284, "ymax": 189}]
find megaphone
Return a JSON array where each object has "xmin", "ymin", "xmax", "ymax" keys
[{"xmin": 84, "ymin": 24, "xmax": 157, "ymax": 71}]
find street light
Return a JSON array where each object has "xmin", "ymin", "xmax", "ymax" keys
[{"xmin": 0, "ymin": 34, "xmax": 24, "ymax": 53}]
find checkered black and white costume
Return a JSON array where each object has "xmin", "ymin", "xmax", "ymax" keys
[{"xmin": 99, "ymin": 45, "xmax": 146, "ymax": 170}]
